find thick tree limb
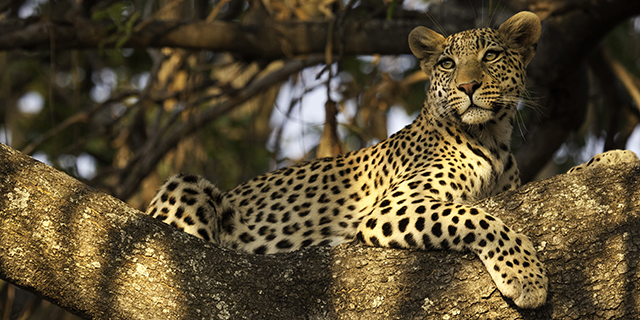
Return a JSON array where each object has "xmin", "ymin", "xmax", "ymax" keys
[
  {"xmin": 1, "ymin": 143, "xmax": 640, "ymax": 319},
  {"xmin": 0, "ymin": 17, "xmax": 420, "ymax": 59}
]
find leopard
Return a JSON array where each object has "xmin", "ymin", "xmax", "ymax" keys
[{"xmin": 145, "ymin": 11, "xmax": 637, "ymax": 309}]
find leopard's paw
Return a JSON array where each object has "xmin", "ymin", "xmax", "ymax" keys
[{"xmin": 480, "ymin": 233, "xmax": 548, "ymax": 308}]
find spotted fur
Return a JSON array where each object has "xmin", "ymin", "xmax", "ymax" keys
[{"xmin": 146, "ymin": 12, "xmax": 555, "ymax": 308}]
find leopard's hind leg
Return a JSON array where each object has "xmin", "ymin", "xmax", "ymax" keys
[{"xmin": 146, "ymin": 174, "xmax": 234, "ymax": 244}]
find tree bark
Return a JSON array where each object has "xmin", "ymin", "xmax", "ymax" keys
[{"xmin": 1, "ymin": 142, "xmax": 640, "ymax": 319}]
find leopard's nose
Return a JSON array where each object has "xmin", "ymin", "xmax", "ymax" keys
[{"xmin": 457, "ymin": 81, "xmax": 481, "ymax": 96}]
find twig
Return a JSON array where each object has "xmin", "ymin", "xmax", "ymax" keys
[
  {"xmin": 21, "ymin": 90, "xmax": 138, "ymax": 155},
  {"xmin": 134, "ymin": 0, "xmax": 189, "ymax": 32},
  {"xmin": 47, "ymin": 19, "xmax": 56, "ymax": 153},
  {"xmin": 603, "ymin": 49, "xmax": 640, "ymax": 113},
  {"xmin": 206, "ymin": 0, "xmax": 233, "ymax": 22}
]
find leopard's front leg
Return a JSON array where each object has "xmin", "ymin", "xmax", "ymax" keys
[
  {"xmin": 356, "ymin": 197, "xmax": 548, "ymax": 309},
  {"xmin": 567, "ymin": 149, "xmax": 638, "ymax": 174}
]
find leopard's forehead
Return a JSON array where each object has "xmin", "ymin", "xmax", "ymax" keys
[{"xmin": 443, "ymin": 28, "xmax": 503, "ymax": 55}]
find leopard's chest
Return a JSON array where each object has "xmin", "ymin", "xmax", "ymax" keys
[{"xmin": 397, "ymin": 125, "xmax": 509, "ymax": 204}]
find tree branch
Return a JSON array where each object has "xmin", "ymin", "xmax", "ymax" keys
[
  {"xmin": 1, "ymin": 143, "xmax": 640, "ymax": 319},
  {"xmin": 0, "ymin": 17, "xmax": 422, "ymax": 59}
]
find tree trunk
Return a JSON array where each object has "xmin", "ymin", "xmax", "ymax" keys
[{"xmin": 1, "ymin": 142, "xmax": 640, "ymax": 319}]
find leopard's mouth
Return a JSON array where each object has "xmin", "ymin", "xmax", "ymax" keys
[{"xmin": 460, "ymin": 104, "xmax": 495, "ymax": 124}]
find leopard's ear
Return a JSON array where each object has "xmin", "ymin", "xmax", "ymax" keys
[
  {"xmin": 498, "ymin": 11, "xmax": 541, "ymax": 66},
  {"xmin": 409, "ymin": 27, "xmax": 446, "ymax": 78}
]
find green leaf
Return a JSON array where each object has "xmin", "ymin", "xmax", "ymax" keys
[{"xmin": 386, "ymin": 0, "xmax": 397, "ymax": 21}]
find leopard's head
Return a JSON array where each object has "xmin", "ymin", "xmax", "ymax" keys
[{"xmin": 409, "ymin": 12, "xmax": 541, "ymax": 126}]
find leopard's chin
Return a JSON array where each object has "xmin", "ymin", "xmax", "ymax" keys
[{"xmin": 460, "ymin": 105, "xmax": 494, "ymax": 125}]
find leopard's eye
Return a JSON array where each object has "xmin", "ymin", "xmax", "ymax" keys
[
  {"xmin": 483, "ymin": 50, "xmax": 500, "ymax": 62},
  {"xmin": 438, "ymin": 59, "xmax": 455, "ymax": 70}
]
